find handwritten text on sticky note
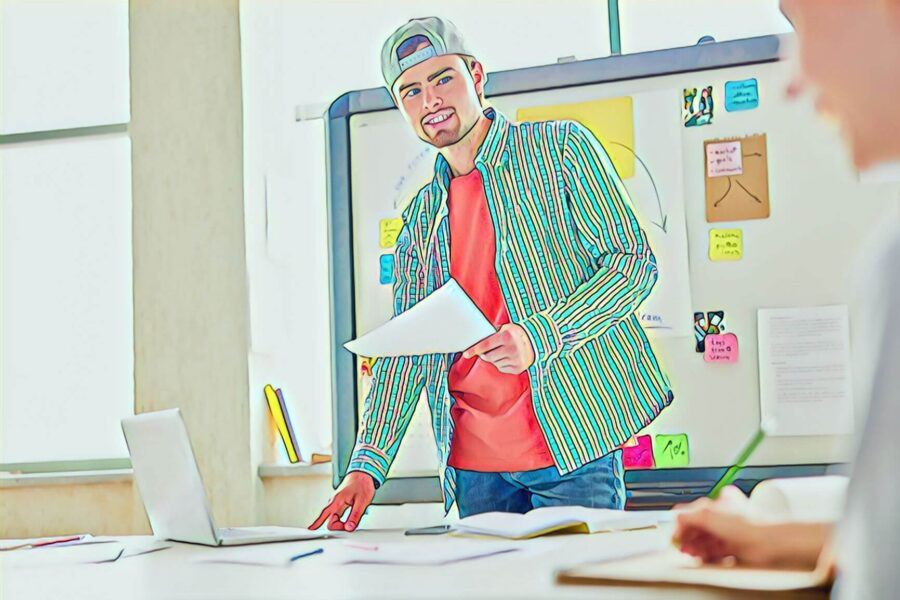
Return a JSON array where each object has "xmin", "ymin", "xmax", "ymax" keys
[
  {"xmin": 654, "ymin": 434, "xmax": 690, "ymax": 468},
  {"xmin": 704, "ymin": 333, "xmax": 739, "ymax": 363},
  {"xmin": 623, "ymin": 434, "xmax": 655, "ymax": 469},
  {"xmin": 379, "ymin": 254, "xmax": 395, "ymax": 285},
  {"xmin": 725, "ymin": 78, "xmax": 759, "ymax": 112},
  {"xmin": 707, "ymin": 141, "xmax": 743, "ymax": 177},
  {"xmin": 709, "ymin": 229, "xmax": 743, "ymax": 261},
  {"xmin": 379, "ymin": 218, "xmax": 404, "ymax": 248}
]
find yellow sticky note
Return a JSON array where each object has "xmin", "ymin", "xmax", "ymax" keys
[
  {"xmin": 516, "ymin": 96, "xmax": 635, "ymax": 179},
  {"xmin": 379, "ymin": 218, "xmax": 404, "ymax": 249},
  {"xmin": 709, "ymin": 229, "xmax": 743, "ymax": 261}
]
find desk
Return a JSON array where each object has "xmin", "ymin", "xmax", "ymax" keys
[{"xmin": 2, "ymin": 529, "xmax": 813, "ymax": 599}]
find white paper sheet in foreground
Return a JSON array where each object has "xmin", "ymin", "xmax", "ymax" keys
[
  {"xmin": 757, "ymin": 305, "xmax": 854, "ymax": 436},
  {"xmin": 344, "ymin": 279, "xmax": 495, "ymax": 357},
  {"xmin": 342, "ymin": 540, "xmax": 518, "ymax": 565}
]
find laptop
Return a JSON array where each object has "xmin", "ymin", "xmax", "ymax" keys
[{"xmin": 122, "ymin": 408, "xmax": 327, "ymax": 546}]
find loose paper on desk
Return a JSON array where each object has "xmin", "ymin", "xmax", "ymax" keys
[
  {"xmin": 344, "ymin": 540, "xmax": 518, "ymax": 566},
  {"xmin": 344, "ymin": 279, "xmax": 495, "ymax": 357},
  {"xmin": 757, "ymin": 305, "xmax": 854, "ymax": 436}
]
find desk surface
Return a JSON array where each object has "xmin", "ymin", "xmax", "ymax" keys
[{"xmin": 1, "ymin": 529, "xmax": 807, "ymax": 600}]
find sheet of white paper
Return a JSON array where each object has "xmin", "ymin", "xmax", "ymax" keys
[
  {"xmin": 342, "ymin": 540, "xmax": 518, "ymax": 565},
  {"xmin": 193, "ymin": 541, "xmax": 327, "ymax": 567},
  {"xmin": 627, "ymin": 90, "xmax": 693, "ymax": 337},
  {"xmin": 2, "ymin": 542, "xmax": 124, "ymax": 567},
  {"xmin": 344, "ymin": 279, "xmax": 495, "ymax": 357},
  {"xmin": 859, "ymin": 159, "xmax": 900, "ymax": 184},
  {"xmin": 757, "ymin": 305, "xmax": 854, "ymax": 436}
]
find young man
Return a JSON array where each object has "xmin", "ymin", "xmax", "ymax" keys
[
  {"xmin": 311, "ymin": 17, "xmax": 673, "ymax": 532},
  {"xmin": 673, "ymin": 1, "xmax": 900, "ymax": 598}
]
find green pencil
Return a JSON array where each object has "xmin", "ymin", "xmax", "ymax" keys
[
  {"xmin": 708, "ymin": 422, "xmax": 770, "ymax": 499},
  {"xmin": 672, "ymin": 422, "xmax": 772, "ymax": 548}
]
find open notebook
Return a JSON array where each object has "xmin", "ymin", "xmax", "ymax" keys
[
  {"xmin": 453, "ymin": 506, "xmax": 658, "ymax": 540},
  {"xmin": 557, "ymin": 548, "xmax": 831, "ymax": 593}
]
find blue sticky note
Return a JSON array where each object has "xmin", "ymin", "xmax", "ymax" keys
[
  {"xmin": 725, "ymin": 79, "xmax": 759, "ymax": 112},
  {"xmin": 379, "ymin": 254, "xmax": 395, "ymax": 285}
]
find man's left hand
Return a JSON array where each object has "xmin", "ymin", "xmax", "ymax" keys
[{"xmin": 463, "ymin": 324, "xmax": 535, "ymax": 374}]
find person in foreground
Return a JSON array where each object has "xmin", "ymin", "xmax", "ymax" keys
[
  {"xmin": 673, "ymin": 1, "xmax": 900, "ymax": 597},
  {"xmin": 311, "ymin": 16, "xmax": 673, "ymax": 531}
]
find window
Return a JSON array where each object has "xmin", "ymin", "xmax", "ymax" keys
[
  {"xmin": 0, "ymin": 0, "xmax": 132, "ymax": 466},
  {"xmin": 619, "ymin": 0, "xmax": 792, "ymax": 54}
]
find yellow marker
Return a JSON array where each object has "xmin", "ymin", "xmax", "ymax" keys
[
  {"xmin": 517, "ymin": 96, "xmax": 635, "ymax": 179},
  {"xmin": 379, "ymin": 218, "xmax": 404, "ymax": 248},
  {"xmin": 709, "ymin": 228, "xmax": 743, "ymax": 261},
  {"xmin": 264, "ymin": 384, "xmax": 299, "ymax": 463}
]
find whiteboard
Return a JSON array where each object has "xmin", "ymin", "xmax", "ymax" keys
[{"xmin": 344, "ymin": 50, "xmax": 900, "ymax": 479}]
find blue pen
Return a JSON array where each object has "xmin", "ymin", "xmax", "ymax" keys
[{"xmin": 289, "ymin": 547, "xmax": 324, "ymax": 563}]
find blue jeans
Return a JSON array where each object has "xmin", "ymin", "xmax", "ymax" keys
[{"xmin": 454, "ymin": 450, "xmax": 624, "ymax": 518}]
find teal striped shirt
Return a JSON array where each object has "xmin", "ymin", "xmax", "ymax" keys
[{"xmin": 349, "ymin": 109, "xmax": 674, "ymax": 511}]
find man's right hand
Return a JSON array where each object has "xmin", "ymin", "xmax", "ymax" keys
[{"xmin": 308, "ymin": 471, "xmax": 376, "ymax": 532}]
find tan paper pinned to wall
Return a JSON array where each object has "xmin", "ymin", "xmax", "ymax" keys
[{"xmin": 704, "ymin": 133, "xmax": 770, "ymax": 223}]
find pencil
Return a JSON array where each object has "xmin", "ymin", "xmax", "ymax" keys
[
  {"xmin": 672, "ymin": 422, "xmax": 771, "ymax": 548},
  {"xmin": 708, "ymin": 424, "xmax": 769, "ymax": 499}
]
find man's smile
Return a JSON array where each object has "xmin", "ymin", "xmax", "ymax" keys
[{"xmin": 423, "ymin": 108, "xmax": 455, "ymax": 127}]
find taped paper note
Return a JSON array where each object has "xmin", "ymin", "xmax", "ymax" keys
[
  {"xmin": 725, "ymin": 79, "xmax": 760, "ymax": 112},
  {"xmin": 379, "ymin": 217, "xmax": 404, "ymax": 248},
  {"xmin": 654, "ymin": 434, "xmax": 689, "ymax": 468},
  {"xmin": 706, "ymin": 141, "xmax": 743, "ymax": 178},
  {"xmin": 516, "ymin": 96, "xmax": 635, "ymax": 178},
  {"xmin": 757, "ymin": 305, "xmax": 853, "ymax": 436},
  {"xmin": 623, "ymin": 435, "xmax": 654, "ymax": 469},
  {"xmin": 704, "ymin": 333, "xmax": 739, "ymax": 363},
  {"xmin": 344, "ymin": 279, "xmax": 495, "ymax": 357},
  {"xmin": 709, "ymin": 229, "xmax": 743, "ymax": 261}
]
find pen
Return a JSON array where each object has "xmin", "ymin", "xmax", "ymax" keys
[
  {"xmin": 289, "ymin": 547, "xmax": 324, "ymax": 562},
  {"xmin": 1, "ymin": 535, "xmax": 87, "ymax": 551}
]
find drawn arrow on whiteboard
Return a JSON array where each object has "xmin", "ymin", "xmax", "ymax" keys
[{"xmin": 610, "ymin": 141, "xmax": 668, "ymax": 233}]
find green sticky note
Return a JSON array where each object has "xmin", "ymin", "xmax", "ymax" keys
[{"xmin": 653, "ymin": 434, "xmax": 690, "ymax": 468}]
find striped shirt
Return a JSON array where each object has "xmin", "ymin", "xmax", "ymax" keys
[{"xmin": 349, "ymin": 109, "xmax": 674, "ymax": 511}]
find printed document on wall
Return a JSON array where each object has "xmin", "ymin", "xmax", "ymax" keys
[{"xmin": 757, "ymin": 305, "xmax": 854, "ymax": 436}]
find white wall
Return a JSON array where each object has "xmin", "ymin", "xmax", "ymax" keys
[
  {"xmin": 239, "ymin": 0, "xmax": 612, "ymax": 462},
  {"xmin": 0, "ymin": 0, "xmax": 132, "ymax": 465}
]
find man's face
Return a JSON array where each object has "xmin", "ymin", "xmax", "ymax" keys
[
  {"xmin": 781, "ymin": 0, "xmax": 900, "ymax": 168},
  {"xmin": 392, "ymin": 52, "xmax": 485, "ymax": 149}
]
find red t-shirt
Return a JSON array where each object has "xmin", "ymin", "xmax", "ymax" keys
[{"xmin": 446, "ymin": 169, "xmax": 554, "ymax": 472}]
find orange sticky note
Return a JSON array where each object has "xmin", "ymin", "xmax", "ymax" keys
[{"xmin": 704, "ymin": 333, "xmax": 739, "ymax": 363}]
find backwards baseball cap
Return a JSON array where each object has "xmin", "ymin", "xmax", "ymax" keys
[{"xmin": 381, "ymin": 17, "xmax": 473, "ymax": 91}]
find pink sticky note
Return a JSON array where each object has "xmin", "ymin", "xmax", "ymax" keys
[
  {"xmin": 623, "ymin": 434, "xmax": 655, "ymax": 469},
  {"xmin": 704, "ymin": 333, "xmax": 739, "ymax": 363}
]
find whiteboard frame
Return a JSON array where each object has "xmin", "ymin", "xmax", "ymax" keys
[{"xmin": 325, "ymin": 34, "xmax": 837, "ymax": 505}]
